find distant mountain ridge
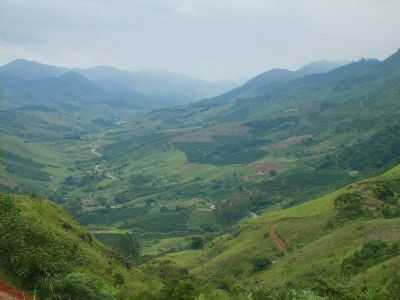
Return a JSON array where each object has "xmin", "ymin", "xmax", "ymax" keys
[
  {"xmin": 0, "ymin": 59, "xmax": 68, "ymax": 80},
  {"xmin": 0, "ymin": 59, "xmax": 241, "ymax": 105},
  {"xmin": 204, "ymin": 60, "xmax": 348, "ymax": 105}
]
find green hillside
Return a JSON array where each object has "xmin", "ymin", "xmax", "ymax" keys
[
  {"xmin": 1, "ymin": 49, "xmax": 400, "ymax": 299},
  {"xmin": 0, "ymin": 193, "xmax": 159, "ymax": 300},
  {"xmin": 151, "ymin": 164, "xmax": 400, "ymax": 299},
  {"xmin": 57, "ymin": 49, "xmax": 400, "ymax": 250},
  {"xmin": 1, "ymin": 163, "xmax": 399, "ymax": 300}
]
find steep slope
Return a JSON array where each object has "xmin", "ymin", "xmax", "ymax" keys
[
  {"xmin": 0, "ymin": 193, "xmax": 158, "ymax": 300},
  {"xmin": 155, "ymin": 164, "xmax": 400, "ymax": 299}
]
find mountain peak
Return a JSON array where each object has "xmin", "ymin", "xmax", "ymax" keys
[
  {"xmin": 383, "ymin": 48, "xmax": 400, "ymax": 66},
  {"xmin": 0, "ymin": 59, "xmax": 67, "ymax": 80},
  {"xmin": 297, "ymin": 60, "xmax": 348, "ymax": 76},
  {"xmin": 246, "ymin": 68, "xmax": 292, "ymax": 86}
]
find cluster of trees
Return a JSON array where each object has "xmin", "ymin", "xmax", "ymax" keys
[
  {"xmin": 334, "ymin": 184, "xmax": 400, "ymax": 221},
  {"xmin": 334, "ymin": 192, "xmax": 364, "ymax": 219},
  {"xmin": 96, "ymin": 233, "xmax": 141, "ymax": 264},
  {"xmin": 342, "ymin": 240, "xmax": 400, "ymax": 274},
  {"xmin": 175, "ymin": 136, "xmax": 267, "ymax": 166},
  {"xmin": 319, "ymin": 123, "xmax": 400, "ymax": 173},
  {"xmin": 373, "ymin": 182, "xmax": 400, "ymax": 218}
]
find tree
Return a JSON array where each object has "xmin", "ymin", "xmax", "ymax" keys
[
  {"xmin": 334, "ymin": 193, "xmax": 364, "ymax": 219},
  {"xmin": 253, "ymin": 257, "xmax": 272, "ymax": 272},
  {"xmin": 385, "ymin": 273, "xmax": 400, "ymax": 300},
  {"xmin": 117, "ymin": 233, "xmax": 141, "ymax": 261},
  {"xmin": 190, "ymin": 237, "xmax": 204, "ymax": 250},
  {"xmin": 269, "ymin": 170, "xmax": 278, "ymax": 177},
  {"xmin": 113, "ymin": 272, "xmax": 125, "ymax": 286}
]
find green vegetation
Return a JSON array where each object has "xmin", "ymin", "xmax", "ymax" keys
[
  {"xmin": 0, "ymin": 193, "xmax": 155, "ymax": 299},
  {"xmin": 2, "ymin": 50, "xmax": 400, "ymax": 299},
  {"xmin": 341, "ymin": 240, "xmax": 400, "ymax": 274},
  {"xmin": 146, "ymin": 164, "xmax": 400, "ymax": 299}
]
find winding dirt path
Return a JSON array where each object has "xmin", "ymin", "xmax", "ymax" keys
[
  {"xmin": 0, "ymin": 281, "xmax": 33, "ymax": 300},
  {"xmin": 269, "ymin": 224, "xmax": 288, "ymax": 253}
]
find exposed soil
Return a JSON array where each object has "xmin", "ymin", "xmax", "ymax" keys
[
  {"xmin": 269, "ymin": 224, "xmax": 288, "ymax": 253},
  {"xmin": 0, "ymin": 281, "xmax": 32, "ymax": 300},
  {"xmin": 252, "ymin": 161, "xmax": 280, "ymax": 174},
  {"xmin": 272, "ymin": 135, "xmax": 313, "ymax": 150}
]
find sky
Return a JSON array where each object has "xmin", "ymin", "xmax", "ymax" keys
[{"xmin": 1, "ymin": 0, "xmax": 400, "ymax": 81}]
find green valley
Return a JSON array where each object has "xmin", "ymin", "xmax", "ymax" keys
[{"xmin": 1, "ymin": 8, "xmax": 400, "ymax": 298}]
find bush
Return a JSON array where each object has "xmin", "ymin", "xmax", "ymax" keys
[
  {"xmin": 334, "ymin": 193, "xmax": 364, "ymax": 219},
  {"xmin": 113, "ymin": 272, "xmax": 125, "ymax": 286},
  {"xmin": 342, "ymin": 240, "xmax": 400, "ymax": 274},
  {"xmin": 190, "ymin": 237, "xmax": 204, "ymax": 250},
  {"xmin": 43, "ymin": 272, "xmax": 114, "ymax": 300},
  {"xmin": 253, "ymin": 257, "xmax": 272, "ymax": 272},
  {"xmin": 374, "ymin": 183, "xmax": 397, "ymax": 204},
  {"xmin": 385, "ymin": 273, "xmax": 400, "ymax": 299}
]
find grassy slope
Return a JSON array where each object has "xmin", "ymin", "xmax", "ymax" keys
[
  {"xmin": 0, "ymin": 193, "xmax": 159, "ymax": 299},
  {"xmin": 0, "ymin": 134, "xmax": 71, "ymax": 193},
  {"xmin": 154, "ymin": 165, "xmax": 400, "ymax": 293}
]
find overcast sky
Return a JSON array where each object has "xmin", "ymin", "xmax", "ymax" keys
[{"xmin": 1, "ymin": 0, "xmax": 400, "ymax": 80}]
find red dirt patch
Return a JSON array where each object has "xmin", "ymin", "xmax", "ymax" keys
[
  {"xmin": 211, "ymin": 123, "xmax": 249, "ymax": 136},
  {"xmin": 0, "ymin": 281, "xmax": 33, "ymax": 300},
  {"xmin": 272, "ymin": 135, "xmax": 313, "ymax": 150},
  {"xmin": 172, "ymin": 123, "xmax": 249, "ymax": 143},
  {"xmin": 252, "ymin": 161, "xmax": 280, "ymax": 175},
  {"xmin": 172, "ymin": 131, "xmax": 213, "ymax": 143},
  {"xmin": 269, "ymin": 225, "xmax": 288, "ymax": 253}
]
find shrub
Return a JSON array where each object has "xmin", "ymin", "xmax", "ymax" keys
[
  {"xmin": 342, "ymin": 241, "xmax": 400, "ymax": 274},
  {"xmin": 113, "ymin": 272, "xmax": 125, "ymax": 286},
  {"xmin": 385, "ymin": 273, "xmax": 400, "ymax": 299},
  {"xmin": 253, "ymin": 257, "xmax": 272, "ymax": 272},
  {"xmin": 43, "ymin": 272, "xmax": 114, "ymax": 300},
  {"xmin": 190, "ymin": 237, "xmax": 204, "ymax": 250},
  {"xmin": 374, "ymin": 183, "xmax": 397, "ymax": 204},
  {"xmin": 334, "ymin": 193, "xmax": 364, "ymax": 219}
]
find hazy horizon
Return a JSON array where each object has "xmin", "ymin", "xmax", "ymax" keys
[{"xmin": 1, "ymin": 0, "xmax": 400, "ymax": 81}]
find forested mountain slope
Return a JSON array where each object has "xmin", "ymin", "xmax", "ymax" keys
[{"xmin": 63, "ymin": 49, "xmax": 400, "ymax": 247}]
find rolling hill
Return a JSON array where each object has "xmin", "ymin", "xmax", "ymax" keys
[
  {"xmin": 59, "ymin": 49, "xmax": 400, "ymax": 249},
  {"xmin": 1, "ymin": 49, "xmax": 400, "ymax": 300},
  {"xmin": 152, "ymin": 163, "xmax": 400, "ymax": 299},
  {"xmin": 1, "ymin": 163, "xmax": 399, "ymax": 300},
  {"xmin": 205, "ymin": 60, "xmax": 346, "ymax": 105}
]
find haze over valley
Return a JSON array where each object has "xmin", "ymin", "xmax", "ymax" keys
[{"xmin": 1, "ymin": 1, "xmax": 400, "ymax": 299}]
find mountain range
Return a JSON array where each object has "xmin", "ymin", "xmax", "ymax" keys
[
  {"xmin": 0, "ymin": 59, "xmax": 242, "ymax": 109},
  {"xmin": 2, "ymin": 49, "xmax": 400, "ymax": 300}
]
